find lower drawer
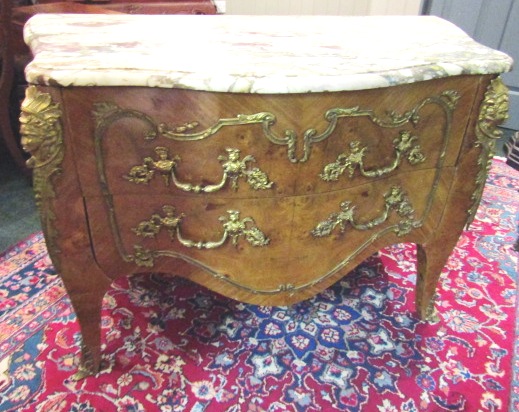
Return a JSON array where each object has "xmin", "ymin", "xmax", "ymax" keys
[{"xmin": 85, "ymin": 168, "xmax": 446, "ymax": 303}]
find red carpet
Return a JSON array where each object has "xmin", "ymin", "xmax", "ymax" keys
[{"xmin": 1, "ymin": 159, "xmax": 518, "ymax": 411}]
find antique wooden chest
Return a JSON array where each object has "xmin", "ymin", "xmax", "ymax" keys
[{"xmin": 21, "ymin": 14, "xmax": 512, "ymax": 377}]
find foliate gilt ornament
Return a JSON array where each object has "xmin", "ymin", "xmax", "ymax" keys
[
  {"xmin": 20, "ymin": 87, "xmax": 63, "ymax": 177},
  {"xmin": 467, "ymin": 77, "xmax": 509, "ymax": 226},
  {"xmin": 132, "ymin": 246, "xmax": 155, "ymax": 268},
  {"xmin": 132, "ymin": 205, "xmax": 185, "ymax": 239},
  {"xmin": 125, "ymin": 146, "xmax": 179, "ymax": 186},
  {"xmin": 219, "ymin": 210, "xmax": 270, "ymax": 247},
  {"xmin": 219, "ymin": 148, "xmax": 273, "ymax": 191},
  {"xmin": 19, "ymin": 86, "xmax": 64, "ymax": 261}
]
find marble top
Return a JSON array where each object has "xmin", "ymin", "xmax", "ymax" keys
[{"xmin": 24, "ymin": 14, "xmax": 513, "ymax": 94}]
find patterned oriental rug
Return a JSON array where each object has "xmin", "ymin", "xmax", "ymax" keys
[{"xmin": 0, "ymin": 159, "xmax": 518, "ymax": 412}]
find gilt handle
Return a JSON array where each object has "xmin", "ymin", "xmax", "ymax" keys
[
  {"xmin": 311, "ymin": 186, "xmax": 417, "ymax": 238},
  {"xmin": 132, "ymin": 206, "xmax": 270, "ymax": 254},
  {"xmin": 320, "ymin": 131, "xmax": 426, "ymax": 182},
  {"xmin": 125, "ymin": 147, "xmax": 273, "ymax": 192}
]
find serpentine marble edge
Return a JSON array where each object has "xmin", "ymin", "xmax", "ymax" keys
[{"xmin": 24, "ymin": 14, "xmax": 513, "ymax": 93}]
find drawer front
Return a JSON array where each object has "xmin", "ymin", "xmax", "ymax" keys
[
  {"xmin": 65, "ymin": 76, "xmax": 479, "ymax": 200},
  {"xmin": 85, "ymin": 168, "xmax": 446, "ymax": 300}
]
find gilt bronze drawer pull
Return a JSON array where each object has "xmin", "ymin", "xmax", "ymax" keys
[
  {"xmin": 311, "ymin": 186, "xmax": 417, "ymax": 238},
  {"xmin": 132, "ymin": 207, "xmax": 270, "ymax": 253},
  {"xmin": 125, "ymin": 146, "xmax": 273, "ymax": 192},
  {"xmin": 320, "ymin": 131, "xmax": 426, "ymax": 181}
]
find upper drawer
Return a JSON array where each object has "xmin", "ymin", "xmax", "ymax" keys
[{"xmin": 63, "ymin": 75, "xmax": 480, "ymax": 198}]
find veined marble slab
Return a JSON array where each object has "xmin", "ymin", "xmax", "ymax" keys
[{"xmin": 24, "ymin": 14, "xmax": 513, "ymax": 93}]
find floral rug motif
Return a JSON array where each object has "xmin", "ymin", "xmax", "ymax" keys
[{"xmin": 0, "ymin": 159, "xmax": 518, "ymax": 412}]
